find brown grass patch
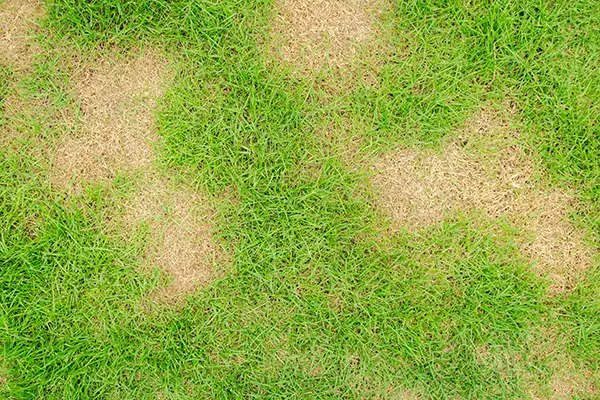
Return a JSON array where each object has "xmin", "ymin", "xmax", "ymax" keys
[
  {"xmin": 476, "ymin": 328, "xmax": 598, "ymax": 399},
  {"xmin": 525, "ymin": 328, "xmax": 599, "ymax": 399},
  {"xmin": 52, "ymin": 50, "xmax": 226, "ymax": 302},
  {"xmin": 371, "ymin": 109, "xmax": 596, "ymax": 292},
  {"xmin": 271, "ymin": 0, "xmax": 382, "ymax": 73},
  {"xmin": 52, "ymin": 51, "xmax": 169, "ymax": 189},
  {"xmin": 0, "ymin": 0, "xmax": 42, "ymax": 68},
  {"xmin": 125, "ymin": 173, "xmax": 226, "ymax": 303},
  {"xmin": 546, "ymin": 372, "xmax": 598, "ymax": 400}
]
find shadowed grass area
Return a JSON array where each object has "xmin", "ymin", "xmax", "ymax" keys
[{"xmin": 0, "ymin": 0, "xmax": 598, "ymax": 398}]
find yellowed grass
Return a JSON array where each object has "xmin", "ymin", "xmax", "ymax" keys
[
  {"xmin": 371, "ymin": 108, "xmax": 596, "ymax": 293},
  {"xmin": 0, "ymin": 354, "xmax": 9, "ymax": 391},
  {"xmin": 525, "ymin": 327, "xmax": 599, "ymax": 399},
  {"xmin": 50, "ymin": 50, "xmax": 227, "ymax": 303},
  {"xmin": 0, "ymin": 0, "xmax": 42, "ymax": 68},
  {"xmin": 52, "ymin": 51, "xmax": 168, "ymax": 189},
  {"xmin": 271, "ymin": 0, "xmax": 382, "ymax": 73},
  {"xmin": 125, "ymin": 173, "xmax": 226, "ymax": 303}
]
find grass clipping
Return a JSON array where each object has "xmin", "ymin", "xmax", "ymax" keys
[
  {"xmin": 272, "ymin": 0, "xmax": 380, "ymax": 72},
  {"xmin": 371, "ymin": 110, "xmax": 596, "ymax": 293},
  {"xmin": 52, "ymin": 51, "xmax": 225, "ymax": 302}
]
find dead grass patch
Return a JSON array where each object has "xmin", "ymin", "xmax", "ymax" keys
[
  {"xmin": 125, "ymin": 174, "xmax": 226, "ymax": 303},
  {"xmin": 371, "ymin": 109, "xmax": 596, "ymax": 293},
  {"xmin": 271, "ymin": 0, "xmax": 382, "ymax": 73},
  {"xmin": 0, "ymin": 0, "xmax": 42, "ymax": 68},
  {"xmin": 52, "ymin": 50, "xmax": 226, "ymax": 302},
  {"xmin": 525, "ymin": 327, "xmax": 599, "ymax": 399},
  {"xmin": 52, "ymin": 51, "xmax": 169, "ymax": 189}
]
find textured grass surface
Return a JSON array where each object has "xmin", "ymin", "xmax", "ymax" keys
[{"xmin": 1, "ymin": 0, "xmax": 599, "ymax": 398}]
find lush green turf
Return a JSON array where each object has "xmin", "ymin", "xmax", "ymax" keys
[{"xmin": 1, "ymin": 0, "xmax": 599, "ymax": 398}]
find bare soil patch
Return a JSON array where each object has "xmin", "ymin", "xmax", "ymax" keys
[
  {"xmin": 125, "ymin": 174, "xmax": 225, "ymax": 303},
  {"xmin": 272, "ymin": 0, "xmax": 381, "ymax": 73},
  {"xmin": 372, "ymin": 109, "xmax": 596, "ymax": 292},
  {"xmin": 52, "ymin": 51, "xmax": 168, "ymax": 189},
  {"xmin": 0, "ymin": 0, "xmax": 42, "ymax": 67}
]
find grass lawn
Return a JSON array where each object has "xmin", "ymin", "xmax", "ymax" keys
[{"xmin": 1, "ymin": 0, "xmax": 599, "ymax": 398}]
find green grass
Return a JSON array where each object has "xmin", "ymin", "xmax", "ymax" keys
[{"xmin": 1, "ymin": 0, "xmax": 599, "ymax": 398}]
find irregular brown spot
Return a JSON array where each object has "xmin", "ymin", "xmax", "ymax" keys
[
  {"xmin": 272, "ymin": 0, "xmax": 381, "ymax": 72},
  {"xmin": 396, "ymin": 390, "xmax": 423, "ymax": 400},
  {"xmin": 525, "ymin": 328, "xmax": 599, "ymax": 399},
  {"xmin": 548, "ymin": 373, "xmax": 597, "ymax": 399},
  {"xmin": 52, "ymin": 50, "xmax": 227, "ymax": 302},
  {"xmin": 372, "ymin": 109, "xmax": 596, "ymax": 292},
  {"xmin": 0, "ymin": 0, "xmax": 42, "ymax": 67},
  {"xmin": 52, "ymin": 51, "xmax": 169, "ymax": 189},
  {"xmin": 382, "ymin": 385, "xmax": 424, "ymax": 400},
  {"xmin": 125, "ymin": 174, "xmax": 226, "ymax": 303}
]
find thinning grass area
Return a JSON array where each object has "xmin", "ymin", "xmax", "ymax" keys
[{"xmin": 0, "ymin": 0, "xmax": 599, "ymax": 398}]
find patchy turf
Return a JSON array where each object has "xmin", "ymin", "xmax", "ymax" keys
[
  {"xmin": 49, "ymin": 48, "xmax": 226, "ymax": 302},
  {"xmin": 525, "ymin": 326, "xmax": 599, "ymax": 399},
  {"xmin": 1, "ymin": 0, "xmax": 599, "ymax": 398},
  {"xmin": 372, "ymin": 108, "xmax": 596, "ymax": 293}
]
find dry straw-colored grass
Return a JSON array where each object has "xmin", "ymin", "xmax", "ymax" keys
[
  {"xmin": 544, "ymin": 370, "xmax": 598, "ymax": 399},
  {"xmin": 524, "ymin": 327, "xmax": 599, "ymax": 399},
  {"xmin": 1, "ymin": 0, "xmax": 44, "ymax": 147},
  {"xmin": 271, "ymin": 0, "xmax": 381, "ymax": 73},
  {"xmin": 372, "ymin": 109, "xmax": 596, "ymax": 293},
  {"xmin": 125, "ymin": 174, "xmax": 225, "ymax": 303},
  {"xmin": 51, "ymin": 51, "xmax": 226, "ymax": 302},
  {"xmin": 0, "ymin": 0, "xmax": 42, "ymax": 68},
  {"xmin": 52, "ymin": 52, "xmax": 168, "ymax": 188},
  {"xmin": 393, "ymin": 389, "xmax": 423, "ymax": 399}
]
